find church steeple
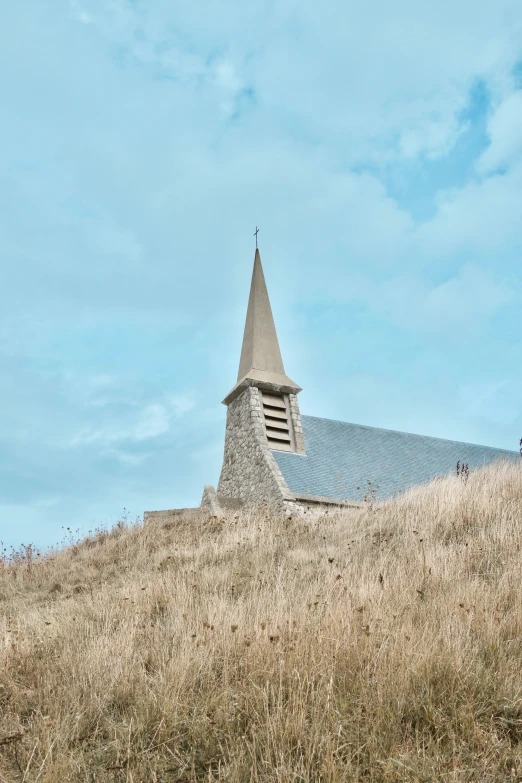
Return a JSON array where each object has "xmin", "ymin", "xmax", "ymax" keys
[
  {"xmin": 237, "ymin": 248, "xmax": 286, "ymax": 381},
  {"xmin": 223, "ymin": 248, "xmax": 301, "ymax": 405}
]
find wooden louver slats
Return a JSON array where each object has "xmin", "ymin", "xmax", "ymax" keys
[
  {"xmin": 262, "ymin": 407, "xmax": 287, "ymax": 420},
  {"xmin": 266, "ymin": 428, "xmax": 290, "ymax": 441},
  {"xmin": 269, "ymin": 442, "xmax": 293, "ymax": 452},
  {"xmin": 262, "ymin": 393, "xmax": 286, "ymax": 409},
  {"xmin": 261, "ymin": 391, "xmax": 294, "ymax": 452},
  {"xmin": 263, "ymin": 418, "xmax": 288, "ymax": 431}
]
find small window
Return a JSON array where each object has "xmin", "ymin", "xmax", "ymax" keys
[{"xmin": 261, "ymin": 392, "xmax": 294, "ymax": 452}]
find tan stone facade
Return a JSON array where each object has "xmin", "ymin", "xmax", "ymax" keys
[{"xmin": 216, "ymin": 386, "xmax": 297, "ymax": 511}]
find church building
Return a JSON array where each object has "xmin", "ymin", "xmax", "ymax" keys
[{"xmin": 145, "ymin": 248, "xmax": 519, "ymax": 522}]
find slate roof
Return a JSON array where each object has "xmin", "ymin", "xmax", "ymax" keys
[{"xmin": 272, "ymin": 415, "xmax": 519, "ymax": 502}]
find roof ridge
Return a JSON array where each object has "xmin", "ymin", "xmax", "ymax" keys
[{"xmin": 300, "ymin": 414, "xmax": 519, "ymax": 455}]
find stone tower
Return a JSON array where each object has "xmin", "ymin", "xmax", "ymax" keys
[{"xmin": 201, "ymin": 248, "xmax": 306, "ymax": 514}]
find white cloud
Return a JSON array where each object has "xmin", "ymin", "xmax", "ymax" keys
[
  {"xmin": 213, "ymin": 60, "xmax": 243, "ymax": 95},
  {"xmin": 212, "ymin": 59, "xmax": 246, "ymax": 117},
  {"xmin": 399, "ymin": 118, "xmax": 468, "ymax": 160},
  {"xmin": 69, "ymin": 396, "xmax": 194, "ymax": 449},
  {"xmin": 477, "ymin": 90, "xmax": 522, "ymax": 173},
  {"xmin": 414, "ymin": 161, "xmax": 522, "ymax": 259},
  {"xmin": 105, "ymin": 449, "xmax": 151, "ymax": 466},
  {"xmin": 425, "ymin": 266, "xmax": 514, "ymax": 326},
  {"xmin": 63, "ymin": 0, "xmax": 522, "ymax": 164},
  {"xmin": 324, "ymin": 264, "xmax": 518, "ymax": 339},
  {"xmin": 69, "ymin": 0, "xmax": 93, "ymax": 25},
  {"xmin": 130, "ymin": 403, "xmax": 172, "ymax": 441},
  {"xmin": 166, "ymin": 395, "xmax": 195, "ymax": 414}
]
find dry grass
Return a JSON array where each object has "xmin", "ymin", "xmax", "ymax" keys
[{"xmin": 1, "ymin": 460, "xmax": 522, "ymax": 782}]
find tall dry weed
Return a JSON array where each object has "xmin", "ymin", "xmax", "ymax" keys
[{"xmin": 0, "ymin": 459, "xmax": 522, "ymax": 781}]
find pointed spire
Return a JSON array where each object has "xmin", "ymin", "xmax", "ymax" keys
[
  {"xmin": 223, "ymin": 248, "xmax": 301, "ymax": 405},
  {"xmin": 237, "ymin": 249, "xmax": 285, "ymax": 380}
]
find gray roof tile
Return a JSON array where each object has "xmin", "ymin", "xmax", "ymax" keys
[{"xmin": 272, "ymin": 415, "xmax": 519, "ymax": 502}]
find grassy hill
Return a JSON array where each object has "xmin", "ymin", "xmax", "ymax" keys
[{"xmin": 1, "ymin": 459, "xmax": 522, "ymax": 782}]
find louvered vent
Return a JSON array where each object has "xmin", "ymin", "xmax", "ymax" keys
[{"xmin": 261, "ymin": 392, "xmax": 294, "ymax": 452}]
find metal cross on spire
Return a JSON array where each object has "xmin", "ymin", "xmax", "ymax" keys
[{"xmin": 254, "ymin": 226, "xmax": 259, "ymax": 249}]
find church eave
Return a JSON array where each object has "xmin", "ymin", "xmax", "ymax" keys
[{"xmin": 222, "ymin": 371, "xmax": 302, "ymax": 406}]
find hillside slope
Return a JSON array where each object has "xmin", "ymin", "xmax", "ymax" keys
[{"xmin": 1, "ymin": 460, "xmax": 522, "ymax": 782}]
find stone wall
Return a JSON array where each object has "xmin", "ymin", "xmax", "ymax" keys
[
  {"xmin": 217, "ymin": 386, "xmax": 295, "ymax": 511},
  {"xmin": 288, "ymin": 393, "xmax": 306, "ymax": 454},
  {"xmin": 143, "ymin": 508, "xmax": 207, "ymax": 526},
  {"xmin": 200, "ymin": 485, "xmax": 243, "ymax": 517}
]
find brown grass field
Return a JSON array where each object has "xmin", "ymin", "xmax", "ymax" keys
[{"xmin": 1, "ymin": 459, "xmax": 522, "ymax": 782}]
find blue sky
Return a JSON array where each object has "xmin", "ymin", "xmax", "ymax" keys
[{"xmin": 1, "ymin": 0, "xmax": 521, "ymax": 550}]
